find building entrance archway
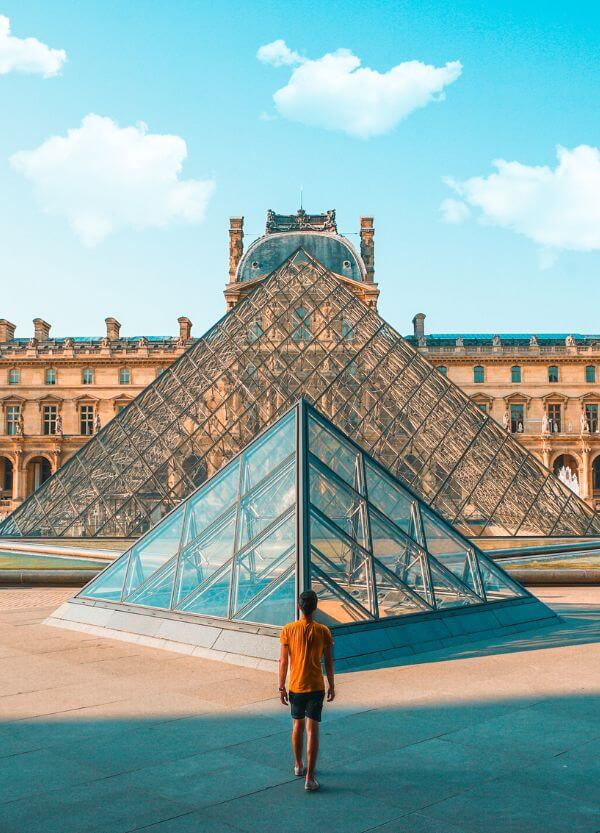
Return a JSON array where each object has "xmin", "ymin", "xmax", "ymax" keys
[
  {"xmin": 0, "ymin": 457, "xmax": 14, "ymax": 511},
  {"xmin": 593, "ymin": 456, "xmax": 600, "ymax": 496},
  {"xmin": 553, "ymin": 454, "xmax": 579, "ymax": 478},
  {"xmin": 26, "ymin": 456, "xmax": 52, "ymax": 496}
]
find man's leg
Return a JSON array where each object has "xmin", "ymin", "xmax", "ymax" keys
[
  {"xmin": 305, "ymin": 717, "xmax": 319, "ymax": 781},
  {"xmin": 292, "ymin": 718, "xmax": 305, "ymax": 769}
]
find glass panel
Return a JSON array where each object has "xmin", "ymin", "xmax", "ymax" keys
[
  {"xmin": 178, "ymin": 562, "xmax": 233, "ymax": 617},
  {"xmin": 233, "ymin": 514, "xmax": 295, "ymax": 614},
  {"xmin": 173, "ymin": 510, "xmax": 236, "ymax": 606},
  {"xmin": 421, "ymin": 510, "xmax": 479, "ymax": 594},
  {"xmin": 368, "ymin": 512, "xmax": 431, "ymax": 605},
  {"xmin": 364, "ymin": 460, "xmax": 412, "ymax": 533},
  {"xmin": 126, "ymin": 558, "xmax": 177, "ymax": 608},
  {"xmin": 311, "ymin": 566, "xmax": 370, "ymax": 626},
  {"xmin": 183, "ymin": 461, "xmax": 240, "ymax": 545},
  {"xmin": 237, "ymin": 461, "xmax": 295, "ymax": 549},
  {"xmin": 310, "ymin": 514, "xmax": 373, "ymax": 614},
  {"xmin": 240, "ymin": 411, "xmax": 295, "ymax": 495},
  {"xmin": 477, "ymin": 557, "xmax": 525, "ymax": 600},
  {"xmin": 429, "ymin": 560, "xmax": 478, "ymax": 609},
  {"xmin": 372, "ymin": 559, "xmax": 426, "ymax": 618},
  {"xmin": 308, "ymin": 415, "xmax": 361, "ymax": 491},
  {"xmin": 309, "ymin": 463, "xmax": 367, "ymax": 546},
  {"xmin": 79, "ymin": 555, "xmax": 129, "ymax": 601},
  {"xmin": 236, "ymin": 569, "xmax": 296, "ymax": 626},
  {"xmin": 124, "ymin": 506, "xmax": 184, "ymax": 596}
]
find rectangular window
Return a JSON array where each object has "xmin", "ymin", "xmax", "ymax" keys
[
  {"xmin": 6, "ymin": 404, "xmax": 21, "ymax": 435},
  {"xmin": 511, "ymin": 366, "xmax": 521, "ymax": 383},
  {"xmin": 82, "ymin": 368, "xmax": 94, "ymax": 385},
  {"xmin": 473, "ymin": 366, "xmax": 484, "ymax": 383},
  {"xmin": 585, "ymin": 403, "xmax": 598, "ymax": 433},
  {"xmin": 586, "ymin": 366, "xmax": 596, "ymax": 384},
  {"xmin": 43, "ymin": 405, "xmax": 58, "ymax": 435},
  {"xmin": 548, "ymin": 366, "xmax": 559, "ymax": 383},
  {"xmin": 292, "ymin": 307, "xmax": 311, "ymax": 342},
  {"xmin": 510, "ymin": 403, "xmax": 524, "ymax": 433},
  {"xmin": 476, "ymin": 403, "xmax": 487, "ymax": 414},
  {"xmin": 341, "ymin": 318, "xmax": 354, "ymax": 342},
  {"xmin": 80, "ymin": 404, "xmax": 94, "ymax": 435},
  {"xmin": 547, "ymin": 403, "xmax": 561, "ymax": 433},
  {"xmin": 247, "ymin": 319, "xmax": 263, "ymax": 343},
  {"xmin": 437, "ymin": 365, "xmax": 447, "ymax": 376},
  {"xmin": 45, "ymin": 368, "xmax": 57, "ymax": 385},
  {"xmin": 8, "ymin": 368, "xmax": 19, "ymax": 385},
  {"xmin": 119, "ymin": 368, "xmax": 131, "ymax": 385}
]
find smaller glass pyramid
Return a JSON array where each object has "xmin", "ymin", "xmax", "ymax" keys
[{"xmin": 77, "ymin": 400, "xmax": 527, "ymax": 628}]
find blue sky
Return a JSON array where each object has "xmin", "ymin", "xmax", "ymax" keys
[{"xmin": 1, "ymin": 0, "xmax": 599, "ymax": 339}]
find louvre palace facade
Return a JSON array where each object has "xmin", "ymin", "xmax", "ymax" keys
[{"xmin": 1, "ymin": 208, "xmax": 598, "ymax": 543}]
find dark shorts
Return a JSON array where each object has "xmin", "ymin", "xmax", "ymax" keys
[{"xmin": 289, "ymin": 690, "xmax": 325, "ymax": 722}]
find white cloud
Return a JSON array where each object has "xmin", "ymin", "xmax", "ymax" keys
[
  {"xmin": 443, "ymin": 145, "xmax": 600, "ymax": 252},
  {"xmin": 10, "ymin": 114, "xmax": 215, "ymax": 246},
  {"xmin": 440, "ymin": 197, "xmax": 470, "ymax": 224},
  {"xmin": 257, "ymin": 40, "xmax": 461, "ymax": 139},
  {"xmin": 257, "ymin": 39, "xmax": 302, "ymax": 67},
  {"xmin": 0, "ymin": 15, "xmax": 66, "ymax": 77}
]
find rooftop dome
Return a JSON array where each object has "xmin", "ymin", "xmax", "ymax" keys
[{"xmin": 236, "ymin": 209, "xmax": 366, "ymax": 284}]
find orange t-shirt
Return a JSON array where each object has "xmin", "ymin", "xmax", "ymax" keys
[{"xmin": 280, "ymin": 619, "xmax": 333, "ymax": 693}]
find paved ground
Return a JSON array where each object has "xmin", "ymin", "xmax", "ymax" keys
[{"xmin": 0, "ymin": 586, "xmax": 599, "ymax": 833}]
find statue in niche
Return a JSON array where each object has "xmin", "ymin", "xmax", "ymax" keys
[
  {"xmin": 55, "ymin": 414, "xmax": 63, "ymax": 436},
  {"xmin": 581, "ymin": 409, "xmax": 589, "ymax": 433},
  {"xmin": 93, "ymin": 413, "xmax": 101, "ymax": 434},
  {"xmin": 541, "ymin": 413, "xmax": 550, "ymax": 434},
  {"xmin": 16, "ymin": 413, "xmax": 24, "ymax": 437},
  {"xmin": 502, "ymin": 409, "xmax": 510, "ymax": 431}
]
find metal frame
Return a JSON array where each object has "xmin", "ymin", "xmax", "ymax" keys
[{"xmin": 3, "ymin": 248, "xmax": 595, "ymax": 543}]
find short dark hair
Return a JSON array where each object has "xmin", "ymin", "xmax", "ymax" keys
[{"xmin": 298, "ymin": 590, "xmax": 318, "ymax": 615}]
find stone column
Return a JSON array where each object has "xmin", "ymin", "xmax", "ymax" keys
[
  {"xmin": 360, "ymin": 217, "xmax": 375, "ymax": 282},
  {"xmin": 541, "ymin": 442, "xmax": 552, "ymax": 470},
  {"xmin": 229, "ymin": 217, "xmax": 244, "ymax": 282},
  {"xmin": 12, "ymin": 448, "xmax": 26, "ymax": 504},
  {"xmin": 580, "ymin": 444, "xmax": 591, "ymax": 500}
]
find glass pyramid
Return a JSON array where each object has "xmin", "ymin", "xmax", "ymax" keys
[
  {"xmin": 2, "ymin": 249, "xmax": 597, "ymax": 540},
  {"xmin": 75, "ymin": 400, "xmax": 527, "ymax": 629}
]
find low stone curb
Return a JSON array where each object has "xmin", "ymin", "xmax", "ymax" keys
[
  {"xmin": 0, "ymin": 569, "xmax": 99, "ymax": 586},
  {"xmin": 508, "ymin": 569, "xmax": 600, "ymax": 585}
]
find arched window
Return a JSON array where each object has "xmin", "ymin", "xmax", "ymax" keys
[
  {"xmin": 82, "ymin": 367, "xmax": 94, "ymax": 385},
  {"xmin": 437, "ymin": 365, "xmax": 447, "ymax": 376},
  {"xmin": 8, "ymin": 368, "xmax": 19, "ymax": 385},
  {"xmin": 45, "ymin": 368, "xmax": 57, "ymax": 385},
  {"xmin": 585, "ymin": 365, "xmax": 596, "ymax": 384},
  {"xmin": 511, "ymin": 365, "xmax": 521, "ymax": 383},
  {"xmin": 473, "ymin": 366, "xmax": 484, "ymax": 384},
  {"xmin": 119, "ymin": 368, "xmax": 131, "ymax": 385},
  {"xmin": 592, "ymin": 456, "xmax": 600, "ymax": 494},
  {"xmin": 548, "ymin": 365, "xmax": 559, "ymax": 383},
  {"xmin": 292, "ymin": 307, "xmax": 311, "ymax": 342}
]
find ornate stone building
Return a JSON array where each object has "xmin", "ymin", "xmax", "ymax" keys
[
  {"xmin": 408, "ymin": 317, "xmax": 600, "ymax": 507},
  {"xmin": 0, "ymin": 316, "xmax": 194, "ymax": 517}
]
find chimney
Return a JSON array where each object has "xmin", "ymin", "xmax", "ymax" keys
[
  {"xmin": 229, "ymin": 217, "xmax": 244, "ymax": 282},
  {"xmin": 178, "ymin": 316, "xmax": 192, "ymax": 341},
  {"xmin": 412, "ymin": 313, "xmax": 426, "ymax": 342},
  {"xmin": 33, "ymin": 318, "xmax": 51, "ymax": 341},
  {"xmin": 105, "ymin": 317, "xmax": 121, "ymax": 340},
  {"xmin": 0, "ymin": 319, "xmax": 16, "ymax": 342},
  {"xmin": 360, "ymin": 217, "xmax": 375, "ymax": 282}
]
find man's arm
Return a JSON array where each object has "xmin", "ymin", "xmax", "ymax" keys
[
  {"xmin": 324, "ymin": 643, "xmax": 335, "ymax": 701},
  {"xmin": 278, "ymin": 643, "xmax": 289, "ymax": 705}
]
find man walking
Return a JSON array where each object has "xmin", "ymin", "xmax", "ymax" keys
[{"xmin": 278, "ymin": 590, "xmax": 335, "ymax": 792}]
